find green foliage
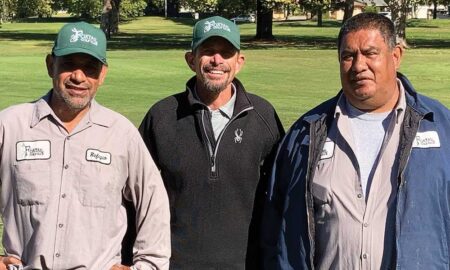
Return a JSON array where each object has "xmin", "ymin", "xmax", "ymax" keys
[
  {"xmin": 65, "ymin": 0, "xmax": 102, "ymax": 19},
  {"xmin": 120, "ymin": 0, "xmax": 147, "ymax": 18},
  {"xmin": 2, "ymin": 0, "xmax": 53, "ymax": 19}
]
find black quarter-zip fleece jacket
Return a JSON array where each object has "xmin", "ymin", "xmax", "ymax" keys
[{"xmin": 139, "ymin": 77, "xmax": 284, "ymax": 269}]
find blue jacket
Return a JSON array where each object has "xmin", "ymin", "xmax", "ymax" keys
[{"xmin": 261, "ymin": 73, "xmax": 450, "ymax": 270}]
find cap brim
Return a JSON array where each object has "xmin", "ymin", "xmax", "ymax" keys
[
  {"xmin": 53, "ymin": 47, "xmax": 107, "ymax": 65},
  {"xmin": 193, "ymin": 35, "xmax": 240, "ymax": 51}
]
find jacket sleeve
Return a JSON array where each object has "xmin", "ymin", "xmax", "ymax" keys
[
  {"xmin": 123, "ymin": 129, "xmax": 171, "ymax": 270},
  {"xmin": 260, "ymin": 121, "xmax": 312, "ymax": 270},
  {"xmin": 246, "ymin": 109, "xmax": 285, "ymax": 269}
]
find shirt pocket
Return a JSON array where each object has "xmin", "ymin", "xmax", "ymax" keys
[
  {"xmin": 78, "ymin": 161, "xmax": 119, "ymax": 208},
  {"xmin": 13, "ymin": 162, "xmax": 51, "ymax": 206}
]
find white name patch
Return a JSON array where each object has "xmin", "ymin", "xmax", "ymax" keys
[
  {"xmin": 413, "ymin": 131, "xmax": 440, "ymax": 148},
  {"xmin": 320, "ymin": 140, "xmax": 335, "ymax": 160},
  {"xmin": 86, "ymin": 149, "xmax": 111, "ymax": 165},
  {"xmin": 16, "ymin": 140, "xmax": 51, "ymax": 161}
]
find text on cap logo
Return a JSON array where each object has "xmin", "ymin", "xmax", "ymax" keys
[
  {"xmin": 70, "ymin": 28, "xmax": 98, "ymax": 46},
  {"xmin": 204, "ymin": 20, "xmax": 231, "ymax": 33}
]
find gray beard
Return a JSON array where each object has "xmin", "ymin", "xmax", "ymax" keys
[
  {"xmin": 203, "ymin": 79, "xmax": 228, "ymax": 94},
  {"xmin": 55, "ymin": 89, "xmax": 92, "ymax": 111}
]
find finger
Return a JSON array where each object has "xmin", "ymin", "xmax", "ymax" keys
[{"xmin": 2, "ymin": 256, "xmax": 22, "ymax": 264}]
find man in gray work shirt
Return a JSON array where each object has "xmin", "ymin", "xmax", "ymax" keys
[{"xmin": 0, "ymin": 22, "xmax": 170, "ymax": 269}]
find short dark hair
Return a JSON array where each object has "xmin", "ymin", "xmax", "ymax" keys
[{"xmin": 337, "ymin": 12, "xmax": 396, "ymax": 52}]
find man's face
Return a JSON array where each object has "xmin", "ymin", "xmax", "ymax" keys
[
  {"xmin": 339, "ymin": 29, "xmax": 402, "ymax": 112},
  {"xmin": 46, "ymin": 53, "xmax": 107, "ymax": 111},
  {"xmin": 185, "ymin": 36, "xmax": 244, "ymax": 94}
]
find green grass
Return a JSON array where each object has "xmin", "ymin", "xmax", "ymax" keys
[{"xmin": 1, "ymin": 16, "xmax": 450, "ymax": 128}]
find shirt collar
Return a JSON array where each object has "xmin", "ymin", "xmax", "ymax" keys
[
  {"xmin": 194, "ymin": 83, "xmax": 237, "ymax": 119},
  {"xmin": 335, "ymin": 79, "xmax": 407, "ymax": 123},
  {"xmin": 213, "ymin": 83, "xmax": 236, "ymax": 119}
]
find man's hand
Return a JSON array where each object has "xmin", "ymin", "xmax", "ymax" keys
[
  {"xmin": 110, "ymin": 264, "xmax": 131, "ymax": 270},
  {"xmin": 0, "ymin": 256, "xmax": 22, "ymax": 270}
]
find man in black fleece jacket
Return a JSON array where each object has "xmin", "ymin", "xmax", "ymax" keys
[{"xmin": 127, "ymin": 16, "xmax": 284, "ymax": 269}]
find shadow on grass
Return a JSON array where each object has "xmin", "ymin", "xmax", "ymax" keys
[{"xmin": 1, "ymin": 17, "xmax": 450, "ymax": 50}]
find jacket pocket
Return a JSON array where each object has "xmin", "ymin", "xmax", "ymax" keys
[
  {"xmin": 78, "ymin": 161, "xmax": 118, "ymax": 208},
  {"xmin": 13, "ymin": 162, "xmax": 51, "ymax": 206}
]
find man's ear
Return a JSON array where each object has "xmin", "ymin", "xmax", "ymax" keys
[
  {"xmin": 234, "ymin": 52, "xmax": 245, "ymax": 74},
  {"xmin": 98, "ymin": 65, "xmax": 108, "ymax": 86},
  {"xmin": 392, "ymin": 44, "xmax": 404, "ymax": 70},
  {"xmin": 185, "ymin": 51, "xmax": 196, "ymax": 72},
  {"xmin": 46, "ymin": 54, "xmax": 55, "ymax": 78}
]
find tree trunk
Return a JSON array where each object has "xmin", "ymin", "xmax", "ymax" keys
[
  {"xmin": 388, "ymin": 0, "xmax": 408, "ymax": 47},
  {"xmin": 433, "ymin": 0, "xmax": 437, "ymax": 19},
  {"xmin": 255, "ymin": 0, "xmax": 274, "ymax": 40},
  {"xmin": 316, "ymin": 0, "xmax": 323, "ymax": 27},
  {"xmin": 166, "ymin": 0, "xmax": 179, "ymax": 17},
  {"xmin": 101, "ymin": 0, "xmax": 120, "ymax": 39},
  {"xmin": 342, "ymin": 0, "xmax": 354, "ymax": 23}
]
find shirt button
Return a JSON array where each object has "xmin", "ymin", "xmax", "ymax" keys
[
  {"xmin": 362, "ymin": 253, "xmax": 368, "ymax": 259},
  {"xmin": 363, "ymin": 222, "xmax": 369, "ymax": 227},
  {"xmin": 59, "ymin": 223, "xmax": 64, "ymax": 228},
  {"xmin": 64, "ymin": 164, "xmax": 69, "ymax": 169},
  {"xmin": 61, "ymin": 193, "xmax": 66, "ymax": 198},
  {"xmin": 55, "ymin": 253, "xmax": 60, "ymax": 257},
  {"xmin": 67, "ymin": 136, "xmax": 71, "ymax": 140},
  {"xmin": 357, "ymin": 194, "xmax": 363, "ymax": 198}
]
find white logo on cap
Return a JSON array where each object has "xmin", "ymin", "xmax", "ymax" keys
[
  {"xmin": 204, "ymin": 20, "xmax": 231, "ymax": 33},
  {"xmin": 70, "ymin": 28, "xmax": 98, "ymax": 46}
]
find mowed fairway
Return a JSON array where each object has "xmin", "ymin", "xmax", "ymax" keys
[{"xmin": 1, "ymin": 16, "xmax": 450, "ymax": 128}]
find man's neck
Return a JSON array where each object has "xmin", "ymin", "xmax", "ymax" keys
[
  {"xmin": 49, "ymin": 96, "xmax": 90, "ymax": 134},
  {"xmin": 196, "ymin": 84, "xmax": 234, "ymax": 111}
]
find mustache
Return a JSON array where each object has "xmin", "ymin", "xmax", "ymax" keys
[
  {"xmin": 64, "ymin": 81, "xmax": 89, "ymax": 89},
  {"xmin": 203, "ymin": 64, "xmax": 230, "ymax": 72},
  {"xmin": 350, "ymin": 73, "xmax": 372, "ymax": 81}
]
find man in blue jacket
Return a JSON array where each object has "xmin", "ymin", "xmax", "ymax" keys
[{"xmin": 261, "ymin": 12, "xmax": 450, "ymax": 269}]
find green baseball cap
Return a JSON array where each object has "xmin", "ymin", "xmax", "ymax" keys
[
  {"xmin": 52, "ymin": 21, "xmax": 107, "ymax": 65},
  {"xmin": 191, "ymin": 16, "xmax": 240, "ymax": 51}
]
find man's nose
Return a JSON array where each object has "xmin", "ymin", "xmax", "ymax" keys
[
  {"xmin": 352, "ymin": 53, "xmax": 367, "ymax": 72},
  {"xmin": 70, "ymin": 68, "xmax": 87, "ymax": 82}
]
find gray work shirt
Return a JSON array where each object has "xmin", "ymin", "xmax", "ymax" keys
[
  {"xmin": 0, "ymin": 92, "xmax": 171, "ymax": 270},
  {"xmin": 312, "ymin": 81, "xmax": 406, "ymax": 270}
]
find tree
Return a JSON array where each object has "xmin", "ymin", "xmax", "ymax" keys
[
  {"xmin": 256, "ymin": 0, "xmax": 274, "ymax": 39},
  {"xmin": 385, "ymin": 0, "xmax": 409, "ymax": 46},
  {"xmin": 342, "ymin": 0, "xmax": 354, "ymax": 22},
  {"xmin": 255, "ymin": 0, "xmax": 294, "ymax": 39},
  {"xmin": 101, "ymin": 0, "xmax": 146, "ymax": 38}
]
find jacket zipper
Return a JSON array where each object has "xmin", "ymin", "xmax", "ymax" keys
[{"xmin": 202, "ymin": 107, "xmax": 254, "ymax": 178}]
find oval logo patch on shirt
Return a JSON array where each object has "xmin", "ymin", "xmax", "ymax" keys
[
  {"xmin": 16, "ymin": 140, "xmax": 51, "ymax": 161},
  {"xmin": 86, "ymin": 149, "xmax": 111, "ymax": 165},
  {"xmin": 413, "ymin": 131, "xmax": 440, "ymax": 148}
]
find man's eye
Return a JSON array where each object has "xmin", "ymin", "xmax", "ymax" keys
[{"xmin": 341, "ymin": 54, "xmax": 353, "ymax": 61}]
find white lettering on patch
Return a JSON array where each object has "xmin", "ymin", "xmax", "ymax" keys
[
  {"xmin": 86, "ymin": 149, "xmax": 111, "ymax": 165},
  {"xmin": 16, "ymin": 140, "xmax": 51, "ymax": 161},
  {"xmin": 320, "ymin": 140, "xmax": 335, "ymax": 160},
  {"xmin": 412, "ymin": 131, "xmax": 440, "ymax": 148}
]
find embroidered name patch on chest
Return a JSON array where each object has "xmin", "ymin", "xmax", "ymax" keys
[
  {"xmin": 86, "ymin": 149, "xmax": 111, "ymax": 165},
  {"xmin": 320, "ymin": 140, "xmax": 335, "ymax": 160},
  {"xmin": 16, "ymin": 140, "xmax": 51, "ymax": 161},
  {"xmin": 412, "ymin": 131, "xmax": 440, "ymax": 148}
]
